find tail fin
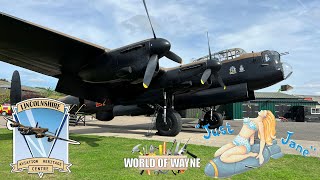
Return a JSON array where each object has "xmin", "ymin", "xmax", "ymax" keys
[{"xmin": 10, "ymin": 70, "xmax": 22, "ymax": 105}]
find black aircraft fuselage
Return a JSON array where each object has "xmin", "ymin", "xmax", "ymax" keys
[{"xmin": 59, "ymin": 48, "xmax": 291, "ymax": 117}]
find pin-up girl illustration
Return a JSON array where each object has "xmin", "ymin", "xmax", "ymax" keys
[{"xmin": 214, "ymin": 110, "xmax": 276, "ymax": 164}]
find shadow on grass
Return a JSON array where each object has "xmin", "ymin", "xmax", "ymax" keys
[
  {"xmin": 0, "ymin": 130, "xmax": 12, "ymax": 141},
  {"xmin": 0, "ymin": 130, "xmax": 103, "ymax": 148},
  {"xmin": 70, "ymin": 134, "xmax": 103, "ymax": 147}
]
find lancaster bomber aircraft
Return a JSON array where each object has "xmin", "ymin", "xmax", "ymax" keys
[
  {"xmin": 4, "ymin": 116, "xmax": 80, "ymax": 144},
  {"xmin": 0, "ymin": 0, "xmax": 292, "ymax": 136}
]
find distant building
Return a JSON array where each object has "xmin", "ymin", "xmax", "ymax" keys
[
  {"xmin": 295, "ymin": 95, "xmax": 320, "ymax": 105},
  {"xmin": 0, "ymin": 82, "xmax": 44, "ymax": 103},
  {"xmin": 186, "ymin": 92, "xmax": 319, "ymax": 122},
  {"xmin": 0, "ymin": 84, "xmax": 10, "ymax": 89}
]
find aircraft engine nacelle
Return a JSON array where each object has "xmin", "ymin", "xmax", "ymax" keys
[
  {"xmin": 156, "ymin": 59, "xmax": 222, "ymax": 90},
  {"xmin": 175, "ymin": 83, "xmax": 255, "ymax": 110},
  {"xmin": 96, "ymin": 111, "xmax": 114, "ymax": 121},
  {"xmin": 95, "ymin": 105, "xmax": 152, "ymax": 121},
  {"xmin": 78, "ymin": 47, "xmax": 161, "ymax": 84},
  {"xmin": 35, "ymin": 134, "xmax": 45, "ymax": 138},
  {"xmin": 48, "ymin": 137, "xmax": 55, "ymax": 142}
]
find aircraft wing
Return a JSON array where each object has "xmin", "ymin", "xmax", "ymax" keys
[{"xmin": 0, "ymin": 12, "xmax": 108, "ymax": 77}]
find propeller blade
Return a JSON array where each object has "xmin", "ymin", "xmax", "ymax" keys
[
  {"xmin": 10, "ymin": 70, "xmax": 22, "ymax": 105},
  {"xmin": 4, "ymin": 116, "xmax": 16, "ymax": 123},
  {"xmin": 36, "ymin": 122, "xmax": 38, "ymax": 128},
  {"xmin": 200, "ymin": 69, "xmax": 212, "ymax": 84},
  {"xmin": 143, "ymin": 54, "xmax": 158, "ymax": 88},
  {"xmin": 4, "ymin": 116, "xmax": 19, "ymax": 130},
  {"xmin": 165, "ymin": 51, "xmax": 183, "ymax": 64},
  {"xmin": 142, "ymin": 0, "xmax": 156, "ymax": 39},
  {"xmin": 4, "ymin": 116, "xmax": 23, "ymax": 127},
  {"xmin": 206, "ymin": 32, "xmax": 212, "ymax": 60},
  {"xmin": 213, "ymin": 72, "xmax": 226, "ymax": 90}
]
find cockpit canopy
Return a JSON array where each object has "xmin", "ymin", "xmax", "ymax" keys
[
  {"xmin": 195, "ymin": 48, "xmax": 247, "ymax": 62},
  {"xmin": 261, "ymin": 50, "xmax": 280, "ymax": 63}
]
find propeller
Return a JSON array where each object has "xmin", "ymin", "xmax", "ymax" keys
[
  {"xmin": 4, "ymin": 116, "xmax": 22, "ymax": 130},
  {"xmin": 280, "ymin": 51, "xmax": 289, "ymax": 56},
  {"xmin": 141, "ymin": 0, "xmax": 183, "ymax": 88},
  {"xmin": 213, "ymin": 71, "xmax": 226, "ymax": 90},
  {"xmin": 200, "ymin": 32, "xmax": 226, "ymax": 90},
  {"xmin": 143, "ymin": 54, "xmax": 158, "ymax": 88},
  {"xmin": 143, "ymin": 0, "xmax": 156, "ymax": 39},
  {"xmin": 165, "ymin": 51, "xmax": 182, "ymax": 64},
  {"xmin": 200, "ymin": 69, "xmax": 211, "ymax": 85}
]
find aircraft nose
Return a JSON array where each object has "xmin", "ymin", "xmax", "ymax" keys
[
  {"xmin": 150, "ymin": 38, "xmax": 171, "ymax": 55},
  {"xmin": 280, "ymin": 62, "xmax": 293, "ymax": 80}
]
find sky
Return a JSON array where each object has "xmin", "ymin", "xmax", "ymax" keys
[{"xmin": 0, "ymin": 0, "xmax": 319, "ymax": 95}]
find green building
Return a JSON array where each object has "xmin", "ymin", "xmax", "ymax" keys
[{"xmin": 186, "ymin": 92, "xmax": 319, "ymax": 121}]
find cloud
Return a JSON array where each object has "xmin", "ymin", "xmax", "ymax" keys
[
  {"xmin": 28, "ymin": 78, "xmax": 46, "ymax": 83},
  {"xmin": 0, "ymin": 0, "xmax": 319, "ymax": 96},
  {"xmin": 18, "ymin": 70, "xmax": 57, "ymax": 88},
  {"xmin": 209, "ymin": 1, "xmax": 320, "ymax": 95},
  {"xmin": 216, "ymin": 9, "xmax": 317, "ymax": 52},
  {"xmin": 294, "ymin": 83, "xmax": 320, "ymax": 89}
]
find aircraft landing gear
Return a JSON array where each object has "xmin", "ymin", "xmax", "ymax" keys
[
  {"xmin": 155, "ymin": 91, "xmax": 182, "ymax": 136},
  {"xmin": 156, "ymin": 108, "xmax": 182, "ymax": 136},
  {"xmin": 202, "ymin": 107, "xmax": 223, "ymax": 129}
]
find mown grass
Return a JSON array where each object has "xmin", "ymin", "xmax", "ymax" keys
[{"xmin": 0, "ymin": 129, "xmax": 319, "ymax": 179}]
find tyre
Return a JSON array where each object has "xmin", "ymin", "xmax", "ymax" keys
[
  {"xmin": 96, "ymin": 111, "xmax": 114, "ymax": 121},
  {"xmin": 156, "ymin": 109, "xmax": 182, "ymax": 136},
  {"xmin": 204, "ymin": 111, "xmax": 223, "ymax": 129},
  {"xmin": 2, "ymin": 112, "xmax": 7, "ymax": 116}
]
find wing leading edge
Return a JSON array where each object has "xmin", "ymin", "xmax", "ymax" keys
[{"xmin": 0, "ymin": 12, "xmax": 109, "ymax": 77}]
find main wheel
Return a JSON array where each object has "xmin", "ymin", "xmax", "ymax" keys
[
  {"xmin": 203, "ymin": 111, "xmax": 223, "ymax": 129},
  {"xmin": 156, "ymin": 109, "xmax": 182, "ymax": 136}
]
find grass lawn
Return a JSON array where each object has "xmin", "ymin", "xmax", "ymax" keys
[{"xmin": 0, "ymin": 129, "xmax": 319, "ymax": 180}]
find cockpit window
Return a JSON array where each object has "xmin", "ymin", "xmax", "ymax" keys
[
  {"xmin": 194, "ymin": 48, "xmax": 246, "ymax": 62},
  {"xmin": 261, "ymin": 50, "xmax": 280, "ymax": 62}
]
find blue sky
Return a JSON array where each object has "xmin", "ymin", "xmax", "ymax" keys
[{"xmin": 0, "ymin": 0, "xmax": 319, "ymax": 95}]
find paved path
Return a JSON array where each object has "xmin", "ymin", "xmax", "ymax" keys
[{"xmin": 1, "ymin": 116, "xmax": 319, "ymax": 157}]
